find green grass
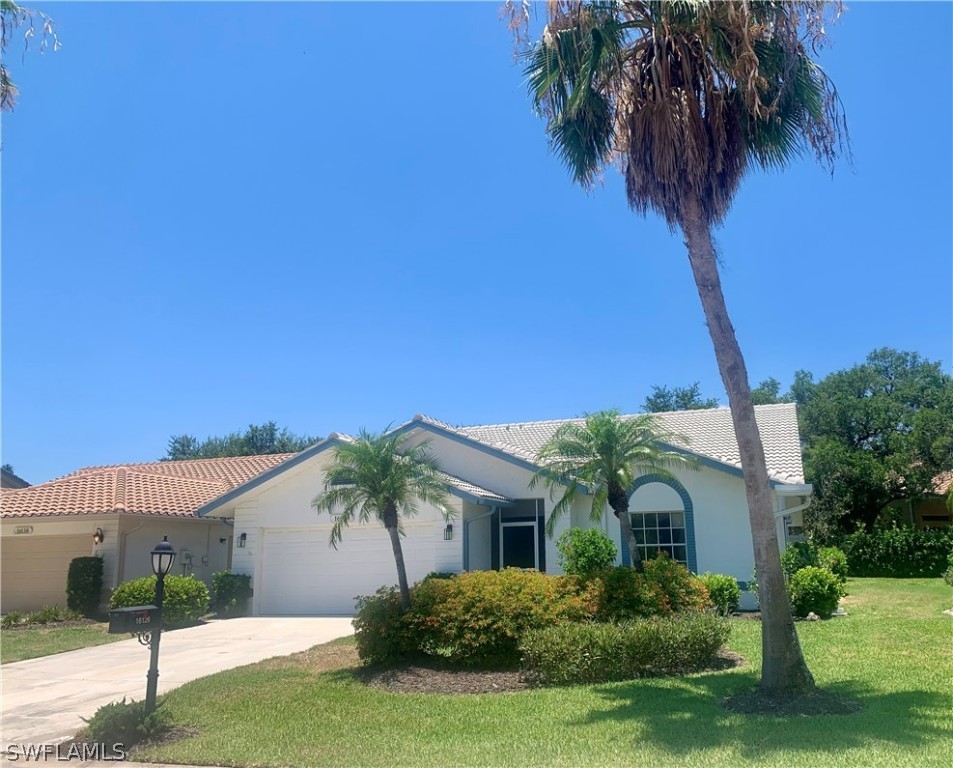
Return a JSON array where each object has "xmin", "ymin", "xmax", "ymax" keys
[
  {"xmin": 1, "ymin": 622, "xmax": 123, "ymax": 663},
  {"xmin": 136, "ymin": 578, "xmax": 953, "ymax": 768}
]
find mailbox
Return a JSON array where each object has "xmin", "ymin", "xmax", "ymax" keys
[{"xmin": 108, "ymin": 605, "xmax": 160, "ymax": 634}]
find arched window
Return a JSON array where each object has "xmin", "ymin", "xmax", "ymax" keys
[{"xmin": 623, "ymin": 474, "xmax": 697, "ymax": 572}]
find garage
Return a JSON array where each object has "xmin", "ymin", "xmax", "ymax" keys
[
  {"xmin": 1, "ymin": 533, "xmax": 92, "ymax": 612},
  {"xmin": 257, "ymin": 525, "xmax": 437, "ymax": 615}
]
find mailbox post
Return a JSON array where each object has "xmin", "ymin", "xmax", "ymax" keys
[{"xmin": 145, "ymin": 536, "xmax": 176, "ymax": 713}]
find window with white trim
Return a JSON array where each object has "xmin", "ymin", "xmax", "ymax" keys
[{"xmin": 631, "ymin": 511, "xmax": 687, "ymax": 565}]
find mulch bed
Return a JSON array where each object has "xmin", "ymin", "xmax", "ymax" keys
[{"xmin": 358, "ymin": 648, "xmax": 746, "ymax": 695}]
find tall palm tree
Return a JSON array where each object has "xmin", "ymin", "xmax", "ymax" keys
[
  {"xmin": 532, "ymin": 410, "xmax": 698, "ymax": 571},
  {"xmin": 312, "ymin": 430, "xmax": 454, "ymax": 609},
  {"xmin": 511, "ymin": 0, "xmax": 848, "ymax": 695}
]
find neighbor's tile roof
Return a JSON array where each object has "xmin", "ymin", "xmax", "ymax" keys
[
  {"xmin": 0, "ymin": 454, "xmax": 295, "ymax": 518},
  {"xmin": 444, "ymin": 403, "xmax": 805, "ymax": 485},
  {"xmin": 933, "ymin": 471, "xmax": 953, "ymax": 496}
]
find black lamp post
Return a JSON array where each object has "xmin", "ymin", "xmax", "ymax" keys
[{"xmin": 145, "ymin": 536, "xmax": 176, "ymax": 714}]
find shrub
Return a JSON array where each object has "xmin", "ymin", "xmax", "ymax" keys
[
  {"xmin": 521, "ymin": 613, "xmax": 730, "ymax": 686},
  {"xmin": 780, "ymin": 542, "xmax": 818, "ymax": 580},
  {"xmin": 67, "ymin": 557, "xmax": 104, "ymax": 617},
  {"xmin": 82, "ymin": 698, "xmax": 172, "ymax": 748},
  {"xmin": 1, "ymin": 611, "xmax": 26, "ymax": 628},
  {"xmin": 581, "ymin": 567, "xmax": 668, "ymax": 621},
  {"xmin": 642, "ymin": 555, "xmax": 711, "ymax": 613},
  {"xmin": 944, "ymin": 551, "xmax": 953, "ymax": 587},
  {"xmin": 816, "ymin": 546, "xmax": 849, "ymax": 584},
  {"xmin": 555, "ymin": 528, "xmax": 618, "ymax": 576},
  {"xmin": 787, "ymin": 566, "xmax": 844, "ymax": 619},
  {"xmin": 834, "ymin": 526, "xmax": 953, "ymax": 578},
  {"xmin": 699, "ymin": 573, "xmax": 741, "ymax": 615},
  {"xmin": 211, "ymin": 571, "xmax": 252, "ymax": 616},
  {"xmin": 353, "ymin": 586, "xmax": 415, "ymax": 665},
  {"xmin": 110, "ymin": 575, "xmax": 210, "ymax": 627},
  {"xmin": 405, "ymin": 568, "xmax": 590, "ymax": 667}
]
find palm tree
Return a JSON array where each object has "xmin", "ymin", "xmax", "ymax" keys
[
  {"xmin": 511, "ymin": 1, "xmax": 848, "ymax": 695},
  {"xmin": 311, "ymin": 430, "xmax": 454, "ymax": 609},
  {"xmin": 532, "ymin": 410, "xmax": 698, "ymax": 571}
]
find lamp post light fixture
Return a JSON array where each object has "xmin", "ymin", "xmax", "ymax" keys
[{"xmin": 145, "ymin": 536, "xmax": 176, "ymax": 714}]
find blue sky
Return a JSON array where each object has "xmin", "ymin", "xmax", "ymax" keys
[{"xmin": 3, "ymin": 1, "xmax": 951, "ymax": 484}]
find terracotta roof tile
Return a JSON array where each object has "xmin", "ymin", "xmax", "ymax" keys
[{"xmin": 1, "ymin": 454, "xmax": 295, "ymax": 518}]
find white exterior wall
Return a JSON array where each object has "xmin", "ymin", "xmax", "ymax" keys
[{"xmin": 216, "ymin": 427, "xmax": 804, "ymax": 614}]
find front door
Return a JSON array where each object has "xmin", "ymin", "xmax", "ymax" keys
[{"xmin": 501, "ymin": 522, "xmax": 537, "ymax": 569}]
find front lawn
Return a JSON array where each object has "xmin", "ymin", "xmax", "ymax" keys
[
  {"xmin": 135, "ymin": 578, "xmax": 953, "ymax": 768},
  {"xmin": 1, "ymin": 622, "xmax": 123, "ymax": 663}
]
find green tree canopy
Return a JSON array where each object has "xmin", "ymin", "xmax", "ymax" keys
[
  {"xmin": 642, "ymin": 383, "xmax": 719, "ymax": 412},
  {"xmin": 162, "ymin": 422, "xmax": 319, "ymax": 461},
  {"xmin": 801, "ymin": 348, "xmax": 953, "ymax": 533}
]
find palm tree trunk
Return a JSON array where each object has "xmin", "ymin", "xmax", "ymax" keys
[
  {"xmin": 383, "ymin": 503, "xmax": 411, "ymax": 609},
  {"xmin": 610, "ymin": 481, "xmax": 643, "ymax": 572},
  {"xmin": 680, "ymin": 194, "xmax": 815, "ymax": 695}
]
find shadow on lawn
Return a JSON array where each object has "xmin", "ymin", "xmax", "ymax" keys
[{"xmin": 575, "ymin": 671, "xmax": 949, "ymax": 760}]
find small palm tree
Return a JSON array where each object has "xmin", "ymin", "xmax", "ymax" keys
[
  {"xmin": 510, "ymin": 0, "xmax": 847, "ymax": 696},
  {"xmin": 532, "ymin": 410, "xmax": 697, "ymax": 572},
  {"xmin": 312, "ymin": 430, "xmax": 454, "ymax": 609}
]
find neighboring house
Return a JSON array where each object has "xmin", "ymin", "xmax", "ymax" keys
[
  {"xmin": 197, "ymin": 404, "xmax": 811, "ymax": 616},
  {"xmin": 0, "ymin": 455, "xmax": 292, "ymax": 613},
  {"xmin": 880, "ymin": 471, "xmax": 953, "ymax": 530}
]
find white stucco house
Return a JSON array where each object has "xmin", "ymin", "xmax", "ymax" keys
[{"xmin": 197, "ymin": 404, "xmax": 811, "ymax": 616}]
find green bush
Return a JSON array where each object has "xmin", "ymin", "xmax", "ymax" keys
[
  {"xmin": 353, "ymin": 587, "xmax": 416, "ymax": 665},
  {"xmin": 82, "ymin": 699, "xmax": 172, "ymax": 748},
  {"xmin": 643, "ymin": 555, "xmax": 711, "ymax": 613},
  {"xmin": 787, "ymin": 566, "xmax": 845, "ymax": 619},
  {"xmin": 780, "ymin": 542, "xmax": 818, "ymax": 580},
  {"xmin": 944, "ymin": 551, "xmax": 953, "ymax": 587},
  {"xmin": 405, "ymin": 568, "xmax": 590, "ymax": 667},
  {"xmin": 817, "ymin": 546, "xmax": 849, "ymax": 584},
  {"xmin": 836, "ymin": 526, "xmax": 953, "ymax": 577},
  {"xmin": 521, "ymin": 613, "xmax": 730, "ymax": 686},
  {"xmin": 581, "ymin": 567, "xmax": 668, "ymax": 621},
  {"xmin": 211, "ymin": 571, "xmax": 252, "ymax": 616},
  {"xmin": 67, "ymin": 557, "xmax": 104, "ymax": 617},
  {"xmin": 110, "ymin": 575, "xmax": 210, "ymax": 627},
  {"xmin": 1, "ymin": 611, "xmax": 27, "ymax": 628},
  {"xmin": 555, "ymin": 528, "xmax": 618, "ymax": 576},
  {"xmin": 699, "ymin": 573, "xmax": 741, "ymax": 615}
]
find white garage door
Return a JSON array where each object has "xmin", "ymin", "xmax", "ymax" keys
[{"xmin": 258, "ymin": 525, "xmax": 436, "ymax": 615}]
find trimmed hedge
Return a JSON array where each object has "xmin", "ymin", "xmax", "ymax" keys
[
  {"xmin": 787, "ymin": 566, "xmax": 844, "ymax": 618},
  {"xmin": 521, "ymin": 614, "xmax": 730, "ymax": 686},
  {"xmin": 406, "ymin": 569, "xmax": 590, "ymax": 666},
  {"xmin": 582, "ymin": 558, "xmax": 711, "ymax": 621},
  {"xmin": 353, "ymin": 586, "xmax": 414, "ymax": 665},
  {"xmin": 67, "ymin": 557, "xmax": 104, "ymax": 617},
  {"xmin": 211, "ymin": 571, "xmax": 252, "ymax": 616},
  {"xmin": 836, "ymin": 527, "xmax": 953, "ymax": 577},
  {"xmin": 109, "ymin": 575, "xmax": 210, "ymax": 627}
]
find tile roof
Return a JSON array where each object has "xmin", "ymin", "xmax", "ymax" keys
[
  {"xmin": 932, "ymin": 471, "xmax": 953, "ymax": 496},
  {"xmin": 441, "ymin": 473, "xmax": 512, "ymax": 503},
  {"xmin": 447, "ymin": 403, "xmax": 806, "ymax": 485},
  {"xmin": 0, "ymin": 454, "xmax": 295, "ymax": 518}
]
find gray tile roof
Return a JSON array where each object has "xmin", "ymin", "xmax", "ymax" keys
[
  {"xmin": 441, "ymin": 473, "xmax": 512, "ymax": 503},
  {"xmin": 445, "ymin": 403, "xmax": 805, "ymax": 485}
]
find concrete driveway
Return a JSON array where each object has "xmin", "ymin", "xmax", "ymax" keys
[{"xmin": 0, "ymin": 617, "xmax": 354, "ymax": 746}]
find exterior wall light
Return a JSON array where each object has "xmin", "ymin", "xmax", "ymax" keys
[
  {"xmin": 444, "ymin": 523, "xmax": 453, "ymax": 541},
  {"xmin": 92, "ymin": 527, "xmax": 105, "ymax": 545},
  {"xmin": 237, "ymin": 532, "xmax": 247, "ymax": 548}
]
